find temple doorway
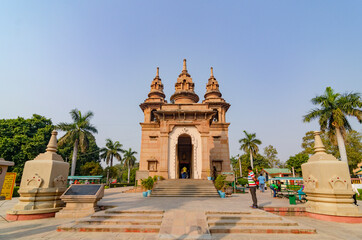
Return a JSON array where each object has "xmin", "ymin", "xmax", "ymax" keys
[{"xmin": 177, "ymin": 134, "xmax": 192, "ymax": 179}]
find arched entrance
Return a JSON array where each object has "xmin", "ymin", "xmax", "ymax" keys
[
  {"xmin": 177, "ymin": 134, "xmax": 192, "ymax": 178},
  {"xmin": 168, "ymin": 126, "xmax": 202, "ymax": 179}
]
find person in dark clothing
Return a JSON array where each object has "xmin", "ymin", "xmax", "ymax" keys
[{"xmin": 212, "ymin": 166, "xmax": 217, "ymax": 180}]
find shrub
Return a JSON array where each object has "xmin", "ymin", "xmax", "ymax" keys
[
  {"xmin": 153, "ymin": 175, "xmax": 158, "ymax": 182},
  {"xmin": 237, "ymin": 178, "xmax": 248, "ymax": 186},
  {"xmin": 141, "ymin": 177, "xmax": 154, "ymax": 190},
  {"xmin": 214, "ymin": 175, "xmax": 226, "ymax": 190},
  {"xmin": 12, "ymin": 186, "xmax": 20, "ymax": 197},
  {"xmin": 357, "ymin": 189, "xmax": 362, "ymax": 201}
]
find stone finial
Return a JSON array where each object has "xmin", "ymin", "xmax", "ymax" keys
[
  {"xmin": 182, "ymin": 59, "xmax": 187, "ymax": 72},
  {"xmin": 313, "ymin": 131, "xmax": 326, "ymax": 154},
  {"xmin": 46, "ymin": 130, "xmax": 58, "ymax": 153},
  {"xmin": 210, "ymin": 67, "xmax": 214, "ymax": 77},
  {"xmin": 156, "ymin": 67, "xmax": 159, "ymax": 77}
]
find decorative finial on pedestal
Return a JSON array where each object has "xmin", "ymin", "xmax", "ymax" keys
[
  {"xmin": 313, "ymin": 131, "xmax": 326, "ymax": 154},
  {"xmin": 156, "ymin": 67, "xmax": 159, "ymax": 77},
  {"xmin": 210, "ymin": 67, "xmax": 214, "ymax": 77},
  {"xmin": 46, "ymin": 130, "xmax": 58, "ymax": 153},
  {"xmin": 182, "ymin": 59, "xmax": 187, "ymax": 73}
]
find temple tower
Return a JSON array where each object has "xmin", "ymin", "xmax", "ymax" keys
[{"xmin": 139, "ymin": 60, "xmax": 231, "ymax": 180}]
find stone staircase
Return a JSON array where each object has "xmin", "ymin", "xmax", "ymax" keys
[
  {"xmin": 57, "ymin": 210, "xmax": 164, "ymax": 233},
  {"xmin": 206, "ymin": 211, "xmax": 316, "ymax": 234},
  {"xmin": 150, "ymin": 179, "xmax": 219, "ymax": 197}
]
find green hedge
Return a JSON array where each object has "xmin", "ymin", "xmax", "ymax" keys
[
  {"xmin": 357, "ymin": 189, "xmax": 362, "ymax": 201},
  {"xmin": 12, "ymin": 186, "xmax": 20, "ymax": 197}
]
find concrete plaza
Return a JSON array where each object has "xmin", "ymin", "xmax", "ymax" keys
[{"xmin": 1, "ymin": 187, "xmax": 361, "ymax": 240}]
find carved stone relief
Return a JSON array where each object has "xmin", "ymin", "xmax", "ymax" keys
[
  {"xmin": 53, "ymin": 175, "xmax": 67, "ymax": 188},
  {"xmin": 26, "ymin": 173, "xmax": 43, "ymax": 188}
]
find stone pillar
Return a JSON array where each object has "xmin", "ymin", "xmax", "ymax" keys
[
  {"xmin": 301, "ymin": 131, "xmax": 362, "ymax": 220},
  {"xmin": 0, "ymin": 158, "xmax": 15, "ymax": 200},
  {"xmin": 7, "ymin": 130, "xmax": 70, "ymax": 221},
  {"xmin": 201, "ymin": 134, "xmax": 210, "ymax": 179}
]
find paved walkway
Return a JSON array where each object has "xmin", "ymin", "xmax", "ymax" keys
[{"xmin": 0, "ymin": 187, "xmax": 361, "ymax": 240}]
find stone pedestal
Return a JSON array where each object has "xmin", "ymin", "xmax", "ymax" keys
[
  {"xmin": 56, "ymin": 184, "xmax": 104, "ymax": 218},
  {"xmin": 0, "ymin": 158, "xmax": 15, "ymax": 200},
  {"xmin": 7, "ymin": 130, "xmax": 69, "ymax": 220},
  {"xmin": 301, "ymin": 131, "xmax": 362, "ymax": 221}
]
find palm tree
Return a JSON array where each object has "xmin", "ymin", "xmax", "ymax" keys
[
  {"xmin": 303, "ymin": 87, "xmax": 362, "ymax": 163},
  {"xmin": 100, "ymin": 139, "xmax": 124, "ymax": 167},
  {"xmin": 57, "ymin": 109, "xmax": 98, "ymax": 176},
  {"xmin": 239, "ymin": 130, "xmax": 262, "ymax": 169},
  {"xmin": 123, "ymin": 148, "xmax": 137, "ymax": 183}
]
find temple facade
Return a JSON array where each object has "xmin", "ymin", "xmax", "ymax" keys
[{"xmin": 139, "ymin": 59, "xmax": 231, "ymax": 179}]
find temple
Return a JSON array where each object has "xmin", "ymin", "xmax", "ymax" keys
[{"xmin": 139, "ymin": 59, "xmax": 231, "ymax": 179}]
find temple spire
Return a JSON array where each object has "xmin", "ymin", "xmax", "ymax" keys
[
  {"xmin": 156, "ymin": 67, "xmax": 159, "ymax": 78},
  {"xmin": 210, "ymin": 67, "xmax": 214, "ymax": 77},
  {"xmin": 313, "ymin": 131, "xmax": 326, "ymax": 154},
  {"xmin": 182, "ymin": 59, "xmax": 187, "ymax": 73}
]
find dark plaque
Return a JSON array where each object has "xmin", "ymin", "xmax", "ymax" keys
[{"xmin": 64, "ymin": 184, "xmax": 102, "ymax": 196}]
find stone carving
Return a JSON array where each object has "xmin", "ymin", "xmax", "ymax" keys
[
  {"xmin": 26, "ymin": 173, "xmax": 43, "ymax": 188},
  {"xmin": 305, "ymin": 175, "xmax": 318, "ymax": 189},
  {"xmin": 53, "ymin": 175, "xmax": 67, "ymax": 188},
  {"xmin": 329, "ymin": 176, "xmax": 348, "ymax": 190}
]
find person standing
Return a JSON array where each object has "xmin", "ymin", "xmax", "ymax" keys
[
  {"xmin": 248, "ymin": 166, "xmax": 258, "ymax": 208},
  {"xmin": 257, "ymin": 174, "xmax": 266, "ymax": 192}
]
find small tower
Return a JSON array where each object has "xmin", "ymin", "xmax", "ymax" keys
[
  {"xmin": 170, "ymin": 59, "xmax": 199, "ymax": 104},
  {"xmin": 145, "ymin": 67, "xmax": 166, "ymax": 103},
  {"xmin": 204, "ymin": 67, "xmax": 223, "ymax": 102}
]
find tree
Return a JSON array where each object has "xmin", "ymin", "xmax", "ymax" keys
[
  {"xmin": 100, "ymin": 139, "xmax": 124, "ymax": 167},
  {"xmin": 286, "ymin": 153, "xmax": 309, "ymax": 176},
  {"xmin": 239, "ymin": 130, "xmax": 262, "ymax": 169},
  {"xmin": 263, "ymin": 145, "xmax": 280, "ymax": 168},
  {"xmin": 57, "ymin": 109, "xmax": 98, "ymax": 176},
  {"xmin": 123, "ymin": 148, "xmax": 137, "ymax": 183},
  {"xmin": 236, "ymin": 153, "xmax": 270, "ymax": 177},
  {"xmin": 0, "ymin": 114, "xmax": 53, "ymax": 181},
  {"xmin": 303, "ymin": 87, "xmax": 362, "ymax": 164},
  {"xmin": 301, "ymin": 130, "xmax": 362, "ymax": 173},
  {"xmin": 80, "ymin": 161, "xmax": 103, "ymax": 176}
]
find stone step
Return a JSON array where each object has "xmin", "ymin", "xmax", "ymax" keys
[
  {"xmin": 57, "ymin": 223, "xmax": 160, "ymax": 233},
  {"xmin": 91, "ymin": 213, "xmax": 163, "ymax": 219},
  {"xmin": 209, "ymin": 225, "xmax": 316, "ymax": 234},
  {"xmin": 207, "ymin": 214, "xmax": 283, "ymax": 221},
  {"xmin": 105, "ymin": 210, "xmax": 164, "ymax": 214},
  {"xmin": 77, "ymin": 217, "xmax": 162, "ymax": 226},
  {"xmin": 150, "ymin": 194, "xmax": 219, "ymax": 197},
  {"xmin": 208, "ymin": 219, "xmax": 299, "ymax": 227}
]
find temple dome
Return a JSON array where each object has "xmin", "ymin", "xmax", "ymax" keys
[{"xmin": 170, "ymin": 59, "xmax": 199, "ymax": 104}]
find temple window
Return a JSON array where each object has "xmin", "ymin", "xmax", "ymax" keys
[{"xmin": 150, "ymin": 109, "xmax": 157, "ymax": 122}]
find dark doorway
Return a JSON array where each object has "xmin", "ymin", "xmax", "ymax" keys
[{"xmin": 177, "ymin": 134, "xmax": 192, "ymax": 179}]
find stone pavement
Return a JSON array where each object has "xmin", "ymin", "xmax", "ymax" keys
[{"xmin": 0, "ymin": 187, "xmax": 361, "ymax": 240}]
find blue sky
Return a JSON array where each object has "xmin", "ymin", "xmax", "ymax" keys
[{"xmin": 1, "ymin": 1, "xmax": 361, "ymax": 166}]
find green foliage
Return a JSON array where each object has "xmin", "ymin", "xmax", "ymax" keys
[
  {"xmin": 237, "ymin": 178, "xmax": 248, "ymax": 186},
  {"xmin": 301, "ymin": 130, "xmax": 362, "ymax": 174},
  {"xmin": 141, "ymin": 177, "xmax": 154, "ymax": 190},
  {"xmin": 80, "ymin": 161, "xmax": 103, "ymax": 176},
  {"xmin": 286, "ymin": 153, "xmax": 309, "ymax": 176},
  {"xmin": 0, "ymin": 114, "xmax": 53, "ymax": 181},
  {"xmin": 214, "ymin": 175, "xmax": 227, "ymax": 190},
  {"xmin": 103, "ymin": 166, "xmax": 120, "ymax": 179},
  {"xmin": 100, "ymin": 138, "xmax": 124, "ymax": 167},
  {"xmin": 58, "ymin": 137, "xmax": 100, "ymax": 175},
  {"xmin": 357, "ymin": 189, "xmax": 362, "ymax": 201},
  {"xmin": 57, "ymin": 109, "xmax": 98, "ymax": 176},
  {"xmin": 263, "ymin": 145, "xmax": 281, "ymax": 168},
  {"xmin": 13, "ymin": 186, "xmax": 20, "ymax": 197}
]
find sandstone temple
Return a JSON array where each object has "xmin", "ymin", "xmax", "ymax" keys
[{"xmin": 139, "ymin": 59, "xmax": 231, "ymax": 179}]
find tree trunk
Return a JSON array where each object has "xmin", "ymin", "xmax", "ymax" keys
[
  {"xmin": 250, "ymin": 149, "xmax": 254, "ymax": 169},
  {"xmin": 335, "ymin": 127, "xmax": 348, "ymax": 163},
  {"xmin": 238, "ymin": 157, "xmax": 242, "ymax": 177},
  {"xmin": 127, "ymin": 160, "xmax": 130, "ymax": 184},
  {"xmin": 70, "ymin": 139, "xmax": 79, "ymax": 176}
]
